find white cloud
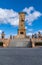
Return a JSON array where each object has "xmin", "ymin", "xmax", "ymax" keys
[
  {"xmin": 0, "ymin": 30, "xmax": 2, "ymax": 33},
  {"xmin": 38, "ymin": 30, "xmax": 42, "ymax": 33},
  {"xmin": 23, "ymin": 6, "xmax": 42, "ymax": 25},
  {"xmin": 0, "ymin": 8, "xmax": 19, "ymax": 26},
  {"xmin": 0, "ymin": 30, "xmax": 2, "ymax": 38},
  {"xmin": 14, "ymin": 34, "xmax": 17, "ymax": 36},
  {"xmin": 23, "ymin": 6, "xmax": 34, "ymax": 14},
  {"xmin": 26, "ymin": 30, "xmax": 42, "ymax": 36},
  {"xmin": 26, "ymin": 32, "xmax": 33, "ymax": 36},
  {"xmin": 0, "ymin": 7, "xmax": 41, "ymax": 26},
  {"xmin": 34, "ymin": 30, "xmax": 42, "ymax": 34}
]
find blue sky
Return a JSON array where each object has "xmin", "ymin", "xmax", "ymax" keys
[{"xmin": 0, "ymin": 0, "xmax": 42, "ymax": 37}]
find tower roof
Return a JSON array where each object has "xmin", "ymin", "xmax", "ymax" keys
[{"xmin": 19, "ymin": 12, "xmax": 26, "ymax": 14}]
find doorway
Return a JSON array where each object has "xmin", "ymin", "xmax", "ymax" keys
[
  {"xmin": 35, "ymin": 42, "xmax": 42, "ymax": 46},
  {"xmin": 0, "ymin": 42, "xmax": 3, "ymax": 47}
]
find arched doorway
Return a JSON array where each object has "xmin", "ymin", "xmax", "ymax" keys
[
  {"xmin": 35, "ymin": 42, "xmax": 42, "ymax": 47},
  {"xmin": 0, "ymin": 42, "xmax": 3, "ymax": 47}
]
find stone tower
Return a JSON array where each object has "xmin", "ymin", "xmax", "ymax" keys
[{"xmin": 18, "ymin": 12, "xmax": 26, "ymax": 38}]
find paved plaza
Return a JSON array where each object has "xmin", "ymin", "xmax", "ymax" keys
[{"xmin": 0, "ymin": 48, "xmax": 42, "ymax": 65}]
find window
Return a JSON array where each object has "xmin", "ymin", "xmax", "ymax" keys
[
  {"xmin": 21, "ymin": 19, "xmax": 24, "ymax": 22},
  {"xmin": 20, "ymin": 32, "xmax": 24, "ymax": 34}
]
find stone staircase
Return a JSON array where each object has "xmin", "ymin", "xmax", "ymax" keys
[{"xmin": 9, "ymin": 38, "xmax": 31, "ymax": 47}]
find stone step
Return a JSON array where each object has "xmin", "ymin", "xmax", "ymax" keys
[{"xmin": 9, "ymin": 39, "xmax": 32, "ymax": 47}]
